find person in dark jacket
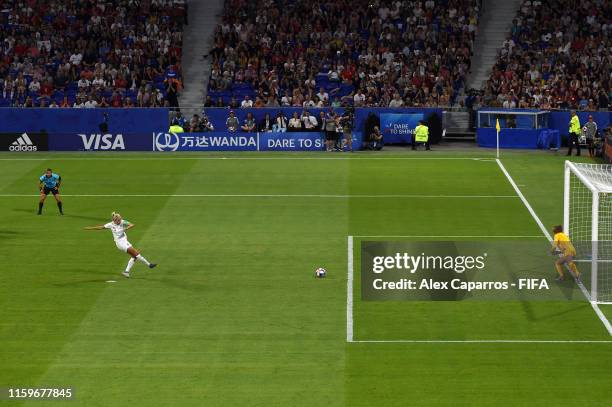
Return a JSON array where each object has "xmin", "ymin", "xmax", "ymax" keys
[{"xmin": 259, "ymin": 113, "xmax": 274, "ymax": 132}]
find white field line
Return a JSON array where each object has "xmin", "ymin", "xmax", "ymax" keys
[
  {"xmin": 352, "ymin": 235, "xmax": 543, "ymax": 238},
  {"xmin": 354, "ymin": 340, "xmax": 612, "ymax": 343},
  {"xmin": 0, "ymin": 194, "xmax": 517, "ymax": 199},
  {"xmin": 0, "ymin": 156, "xmax": 496, "ymax": 161},
  {"xmin": 347, "ymin": 236, "xmax": 354, "ymax": 343},
  {"xmin": 496, "ymin": 158, "xmax": 612, "ymax": 336}
]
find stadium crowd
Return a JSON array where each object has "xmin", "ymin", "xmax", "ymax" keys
[
  {"xmin": 483, "ymin": 0, "xmax": 611, "ymax": 110},
  {"xmin": 0, "ymin": 0, "xmax": 186, "ymax": 108},
  {"xmin": 207, "ymin": 0, "xmax": 480, "ymax": 108}
]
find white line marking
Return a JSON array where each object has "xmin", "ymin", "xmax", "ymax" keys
[
  {"xmin": 106, "ymin": 280, "xmax": 117, "ymax": 283},
  {"xmin": 496, "ymin": 158, "xmax": 612, "ymax": 336},
  {"xmin": 0, "ymin": 156, "xmax": 496, "ymax": 161},
  {"xmin": 0, "ymin": 194, "xmax": 517, "ymax": 199},
  {"xmin": 353, "ymin": 340, "xmax": 612, "ymax": 343},
  {"xmin": 352, "ymin": 235, "xmax": 543, "ymax": 238},
  {"xmin": 347, "ymin": 236, "xmax": 354, "ymax": 343}
]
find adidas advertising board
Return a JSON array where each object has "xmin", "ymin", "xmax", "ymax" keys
[{"xmin": 1, "ymin": 133, "xmax": 49, "ymax": 151}]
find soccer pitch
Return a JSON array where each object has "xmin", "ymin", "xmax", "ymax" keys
[{"xmin": 1, "ymin": 150, "xmax": 611, "ymax": 406}]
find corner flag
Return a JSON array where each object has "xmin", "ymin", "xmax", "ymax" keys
[{"xmin": 495, "ymin": 118, "xmax": 501, "ymax": 158}]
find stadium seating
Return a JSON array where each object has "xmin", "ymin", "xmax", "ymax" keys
[
  {"xmin": 0, "ymin": 0, "xmax": 186, "ymax": 108},
  {"xmin": 484, "ymin": 0, "xmax": 611, "ymax": 110},
  {"xmin": 207, "ymin": 0, "xmax": 481, "ymax": 108}
]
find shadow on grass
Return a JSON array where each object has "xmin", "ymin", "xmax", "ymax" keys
[
  {"xmin": 13, "ymin": 208, "xmax": 103, "ymax": 222},
  {"xmin": 508, "ymin": 270, "xmax": 591, "ymax": 322},
  {"xmin": 0, "ymin": 229, "xmax": 20, "ymax": 237},
  {"xmin": 519, "ymin": 299, "xmax": 590, "ymax": 322}
]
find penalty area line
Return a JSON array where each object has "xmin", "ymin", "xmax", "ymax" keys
[{"xmin": 496, "ymin": 158, "xmax": 612, "ymax": 336}]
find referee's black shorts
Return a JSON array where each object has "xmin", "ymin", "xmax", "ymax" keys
[{"xmin": 42, "ymin": 187, "xmax": 59, "ymax": 195}]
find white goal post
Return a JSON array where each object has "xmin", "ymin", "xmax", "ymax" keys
[{"xmin": 564, "ymin": 161, "xmax": 612, "ymax": 304}]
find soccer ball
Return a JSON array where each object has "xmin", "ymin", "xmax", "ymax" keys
[{"xmin": 315, "ymin": 267, "xmax": 327, "ymax": 278}]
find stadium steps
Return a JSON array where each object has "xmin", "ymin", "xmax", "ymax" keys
[
  {"xmin": 443, "ymin": 111, "xmax": 476, "ymax": 141},
  {"xmin": 464, "ymin": 0, "xmax": 523, "ymax": 91},
  {"xmin": 179, "ymin": 0, "xmax": 225, "ymax": 109}
]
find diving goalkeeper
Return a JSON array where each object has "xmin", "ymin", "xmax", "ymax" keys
[{"xmin": 551, "ymin": 225, "xmax": 580, "ymax": 281}]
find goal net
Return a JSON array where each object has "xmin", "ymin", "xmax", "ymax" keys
[{"xmin": 564, "ymin": 161, "xmax": 612, "ymax": 304}]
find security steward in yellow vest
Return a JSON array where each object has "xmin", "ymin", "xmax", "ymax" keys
[
  {"xmin": 169, "ymin": 121, "xmax": 184, "ymax": 134},
  {"xmin": 567, "ymin": 110, "xmax": 581, "ymax": 156},
  {"xmin": 412, "ymin": 120, "xmax": 430, "ymax": 150}
]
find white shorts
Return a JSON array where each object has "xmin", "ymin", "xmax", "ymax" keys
[{"xmin": 115, "ymin": 238, "xmax": 133, "ymax": 253}]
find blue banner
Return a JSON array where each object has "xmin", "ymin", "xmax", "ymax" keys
[
  {"xmin": 477, "ymin": 128, "xmax": 544, "ymax": 149},
  {"xmin": 152, "ymin": 131, "xmax": 257, "ymax": 151},
  {"xmin": 379, "ymin": 113, "xmax": 424, "ymax": 143},
  {"xmin": 259, "ymin": 132, "xmax": 325, "ymax": 151},
  {"xmin": 49, "ymin": 133, "xmax": 153, "ymax": 151},
  {"xmin": 152, "ymin": 131, "xmax": 328, "ymax": 151}
]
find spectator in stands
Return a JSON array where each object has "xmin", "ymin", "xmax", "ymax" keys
[
  {"xmin": 316, "ymin": 88, "xmax": 329, "ymax": 105},
  {"xmin": 288, "ymin": 112, "xmax": 303, "ymax": 132},
  {"xmin": 241, "ymin": 112, "xmax": 256, "ymax": 132},
  {"xmin": 266, "ymin": 95, "xmax": 280, "ymax": 107},
  {"xmin": 226, "ymin": 111, "xmax": 239, "ymax": 132},
  {"xmin": 0, "ymin": 0, "xmax": 184, "ymax": 107},
  {"xmin": 60, "ymin": 96, "xmax": 70, "ymax": 108},
  {"xmin": 208, "ymin": 0, "xmax": 479, "ymax": 108},
  {"xmin": 190, "ymin": 115, "xmax": 203, "ymax": 132},
  {"xmin": 166, "ymin": 81, "xmax": 179, "ymax": 109},
  {"xmin": 201, "ymin": 116, "xmax": 215, "ymax": 132},
  {"xmin": 259, "ymin": 113, "xmax": 274, "ymax": 132},
  {"xmin": 485, "ymin": 0, "xmax": 610, "ymax": 109},
  {"xmin": 389, "ymin": 93, "xmax": 404, "ymax": 108},
  {"xmin": 301, "ymin": 111, "xmax": 318, "ymax": 132},
  {"xmin": 204, "ymin": 96, "xmax": 214, "ymax": 107},
  {"xmin": 84, "ymin": 96, "xmax": 98, "ymax": 109},
  {"xmin": 241, "ymin": 96, "xmax": 253, "ymax": 108},
  {"xmin": 273, "ymin": 112, "xmax": 288, "ymax": 132}
]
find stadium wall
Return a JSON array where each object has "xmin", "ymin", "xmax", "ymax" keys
[
  {"xmin": 0, "ymin": 108, "xmax": 608, "ymax": 152},
  {"xmin": 477, "ymin": 108, "xmax": 611, "ymax": 149},
  {"xmin": 0, "ymin": 107, "xmax": 443, "ymax": 151}
]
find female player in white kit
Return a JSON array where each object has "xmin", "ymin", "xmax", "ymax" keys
[{"xmin": 85, "ymin": 212, "xmax": 157, "ymax": 278}]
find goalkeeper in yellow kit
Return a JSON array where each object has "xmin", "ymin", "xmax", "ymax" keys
[{"xmin": 551, "ymin": 225, "xmax": 580, "ymax": 281}]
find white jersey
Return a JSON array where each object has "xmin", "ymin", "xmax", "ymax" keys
[{"xmin": 104, "ymin": 220, "xmax": 130, "ymax": 242}]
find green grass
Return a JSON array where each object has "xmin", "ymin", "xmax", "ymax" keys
[{"xmin": 0, "ymin": 150, "xmax": 611, "ymax": 406}]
